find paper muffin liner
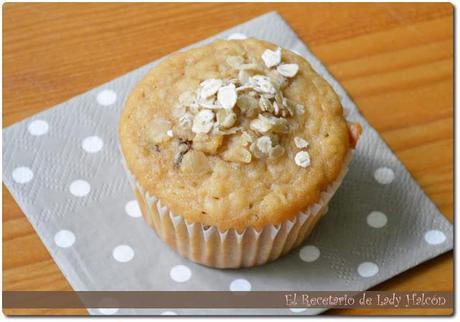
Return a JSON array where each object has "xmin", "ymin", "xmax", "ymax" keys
[{"xmin": 121, "ymin": 151, "xmax": 352, "ymax": 268}]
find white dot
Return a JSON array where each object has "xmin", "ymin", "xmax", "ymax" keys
[
  {"xmin": 98, "ymin": 308, "xmax": 119, "ymax": 315},
  {"xmin": 229, "ymin": 279, "xmax": 252, "ymax": 292},
  {"xmin": 367, "ymin": 211, "xmax": 388, "ymax": 228},
  {"xmin": 289, "ymin": 308, "xmax": 307, "ymax": 313},
  {"xmin": 299, "ymin": 245, "xmax": 320, "ymax": 262},
  {"xmin": 161, "ymin": 311, "xmax": 178, "ymax": 315},
  {"xmin": 97, "ymin": 89, "xmax": 117, "ymax": 106},
  {"xmin": 227, "ymin": 33, "xmax": 247, "ymax": 40},
  {"xmin": 28, "ymin": 119, "xmax": 49, "ymax": 136},
  {"xmin": 125, "ymin": 200, "xmax": 142, "ymax": 218},
  {"xmin": 69, "ymin": 180, "xmax": 91, "ymax": 197},
  {"xmin": 97, "ymin": 298, "xmax": 119, "ymax": 314},
  {"xmin": 169, "ymin": 265, "xmax": 192, "ymax": 283},
  {"xmin": 374, "ymin": 167, "xmax": 395, "ymax": 184},
  {"xmin": 424, "ymin": 230, "xmax": 446, "ymax": 245},
  {"xmin": 12, "ymin": 167, "xmax": 34, "ymax": 184},
  {"xmin": 82, "ymin": 136, "xmax": 103, "ymax": 153},
  {"xmin": 113, "ymin": 245, "xmax": 135, "ymax": 263},
  {"xmin": 54, "ymin": 230, "xmax": 76, "ymax": 248},
  {"xmin": 357, "ymin": 262, "xmax": 379, "ymax": 278}
]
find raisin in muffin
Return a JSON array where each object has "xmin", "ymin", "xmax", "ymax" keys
[{"xmin": 119, "ymin": 38, "xmax": 361, "ymax": 268}]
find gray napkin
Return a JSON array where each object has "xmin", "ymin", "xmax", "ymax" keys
[{"xmin": 2, "ymin": 12, "xmax": 452, "ymax": 316}]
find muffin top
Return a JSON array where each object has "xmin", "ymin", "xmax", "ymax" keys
[{"xmin": 120, "ymin": 38, "xmax": 356, "ymax": 231}]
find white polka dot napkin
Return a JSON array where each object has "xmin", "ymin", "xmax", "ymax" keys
[{"xmin": 2, "ymin": 12, "xmax": 452, "ymax": 316}]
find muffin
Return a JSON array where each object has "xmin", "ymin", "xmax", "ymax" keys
[{"xmin": 119, "ymin": 38, "xmax": 361, "ymax": 268}]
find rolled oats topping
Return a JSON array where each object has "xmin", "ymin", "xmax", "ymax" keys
[
  {"xmin": 193, "ymin": 134, "xmax": 223, "ymax": 154},
  {"xmin": 217, "ymin": 83, "xmax": 238, "ymax": 110},
  {"xmin": 267, "ymin": 69, "xmax": 287, "ymax": 89},
  {"xmin": 178, "ymin": 112, "xmax": 194, "ymax": 129},
  {"xmin": 239, "ymin": 131, "xmax": 254, "ymax": 147},
  {"xmin": 258, "ymin": 95, "xmax": 273, "ymax": 113},
  {"xmin": 294, "ymin": 151, "xmax": 311, "ymax": 168},
  {"xmin": 277, "ymin": 63, "xmax": 299, "ymax": 78},
  {"xmin": 282, "ymin": 98, "xmax": 300, "ymax": 117},
  {"xmin": 248, "ymin": 75, "xmax": 276, "ymax": 95},
  {"xmin": 238, "ymin": 70, "xmax": 250, "ymax": 84},
  {"xmin": 267, "ymin": 115, "xmax": 290, "ymax": 134},
  {"xmin": 153, "ymin": 45, "xmax": 314, "ymax": 168},
  {"xmin": 216, "ymin": 109, "xmax": 237, "ymax": 128},
  {"xmin": 256, "ymin": 136, "xmax": 273, "ymax": 154},
  {"xmin": 273, "ymin": 101, "xmax": 280, "ymax": 115},
  {"xmin": 261, "ymin": 47, "xmax": 281, "ymax": 68},
  {"xmin": 199, "ymin": 79, "xmax": 223, "ymax": 99},
  {"xmin": 223, "ymin": 145, "xmax": 252, "ymax": 164},
  {"xmin": 192, "ymin": 110, "xmax": 215, "ymax": 134},
  {"xmin": 294, "ymin": 136, "xmax": 309, "ymax": 149},
  {"xmin": 250, "ymin": 114, "xmax": 274, "ymax": 133},
  {"xmin": 237, "ymin": 94, "xmax": 259, "ymax": 117},
  {"xmin": 198, "ymin": 96, "xmax": 217, "ymax": 109}
]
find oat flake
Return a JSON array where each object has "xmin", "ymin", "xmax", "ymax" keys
[
  {"xmin": 295, "ymin": 151, "xmax": 311, "ymax": 168},
  {"xmin": 261, "ymin": 47, "xmax": 281, "ymax": 68},
  {"xmin": 192, "ymin": 110, "xmax": 215, "ymax": 134},
  {"xmin": 217, "ymin": 84, "xmax": 237, "ymax": 110},
  {"xmin": 277, "ymin": 64, "xmax": 299, "ymax": 78},
  {"xmin": 256, "ymin": 136, "xmax": 272, "ymax": 154},
  {"xmin": 249, "ymin": 75, "xmax": 276, "ymax": 95},
  {"xmin": 294, "ymin": 137, "xmax": 309, "ymax": 149},
  {"xmin": 200, "ymin": 79, "xmax": 222, "ymax": 99}
]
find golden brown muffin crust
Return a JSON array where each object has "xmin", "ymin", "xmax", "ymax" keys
[{"xmin": 119, "ymin": 38, "xmax": 351, "ymax": 231}]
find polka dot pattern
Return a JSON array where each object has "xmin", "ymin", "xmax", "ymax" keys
[
  {"xmin": 28, "ymin": 119, "xmax": 49, "ymax": 136},
  {"xmin": 424, "ymin": 230, "xmax": 446, "ymax": 245},
  {"xmin": 367, "ymin": 211, "xmax": 388, "ymax": 228},
  {"xmin": 12, "ymin": 167, "xmax": 34, "ymax": 184},
  {"xmin": 374, "ymin": 167, "xmax": 395, "ymax": 184},
  {"xmin": 97, "ymin": 89, "xmax": 117, "ymax": 106},
  {"xmin": 229, "ymin": 279, "xmax": 251, "ymax": 291},
  {"xmin": 82, "ymin": 136, "xmax": 103, "ymax": 153},
  {"xmin": 69, "ymin": 180, "xmax": 91, "ymax": 197},
  {"xmin": 170, "ymin": 265, "xmax": 192, "ymax": 283},
  {"xmin": 54, "ymin": 230, "xmax": 76, "ymax": 248},
  {"xmin": 357, "ymin": 262, "xmax": 379, "ymax": 278},
  {"xmin": 2, "ymin": 25, "xmax": 452, "ymax": 306},
  {"xmin": 125, "ymin": 200, "xmax": 142, "ymax": 218},
  {"xmin": 299, "ymin": 245, "xmax": 320, "ymax": 262},
  {"xmin": 113, "ymin": 245, "xmax": 135, "ymax": 263}
]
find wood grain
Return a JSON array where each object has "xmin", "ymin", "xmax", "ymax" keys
[{"xmin": 2, "ymin": 3, "xmax": 453, "ymax": 316}]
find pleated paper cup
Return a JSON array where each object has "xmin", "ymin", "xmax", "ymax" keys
[{"xmin": 121, "ymin": 151, "xmax": 352, "ymax": 269}]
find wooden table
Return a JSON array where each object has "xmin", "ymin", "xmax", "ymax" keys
[{"xmin": 3, "ymin": 3, "xmax": 453, "ymax": 316}]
